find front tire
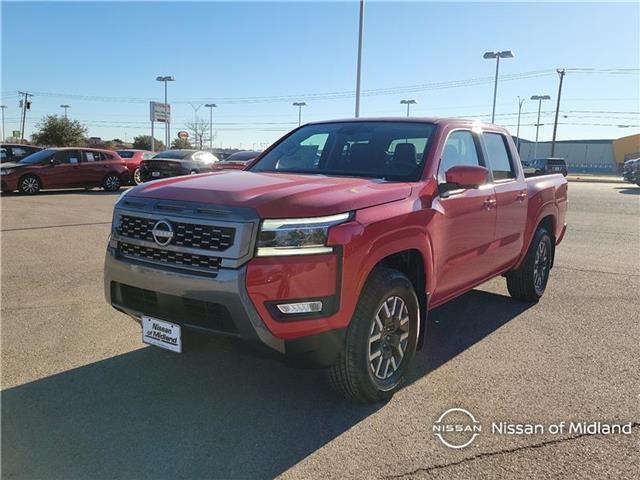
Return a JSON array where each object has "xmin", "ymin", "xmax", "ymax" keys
[
  {"xmin": 103, "ymin": 174, "xmax": 121, "ymax": 192},
  {"xmin": 133, "ymin": 168, "xmax": 142, "ymax": 185},
  {"xmin": 329, "ymin": 267, "xmax": 419, "ymax": 403},
  {"xmin": 18, "ymin": 175, "xmax": 41, "ymax": 195},
  {"xmin": 506, "ymin": 227, "xmax": 553, "ymax": 301}
]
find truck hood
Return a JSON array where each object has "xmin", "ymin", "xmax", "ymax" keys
[{"xmin": 130, "ymin": 170, "xmax": 412, "ymax": 217}]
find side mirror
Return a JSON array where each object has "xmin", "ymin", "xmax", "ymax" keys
[
  {"xmin": 442, "ymin": 165, "xmax": 488, "ymax": 191},
  {"xmin": 50, "ymin": 158, "xmax": 60, "ymax": 165}
]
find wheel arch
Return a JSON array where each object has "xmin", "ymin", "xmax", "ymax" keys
[{"xmin": 514, "ymin": 212, "xmax": 557, "ymax": 270}]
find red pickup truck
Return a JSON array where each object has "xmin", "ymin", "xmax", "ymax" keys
[{"xmin": 105, "ymin": 118, "xmax": 568, "ymax": 403}]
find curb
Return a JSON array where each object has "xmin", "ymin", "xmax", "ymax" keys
[{"xmin": 567, "ymin": 177, "xmax": 625, "ymax": 184}]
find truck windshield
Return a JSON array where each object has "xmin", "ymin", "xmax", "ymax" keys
[
  {"xmin": 250, "ymin": 121, "xmax": 436, "ymax": 181},
  {"xmin": 18, "ymin": 149, "xmax": 56, "ymax": 165}
]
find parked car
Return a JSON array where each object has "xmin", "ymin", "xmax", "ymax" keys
[
  {"xmin": 622, "ymin": 158, "xmax": 639, "ymax": 185},
  {"xmin": 1, "ymin": 144, "xmax": 43, "ymax": 164},
  {"xmin": 116, "ymin": 149, "xmax": 155, "ymax": 185},
  {"xmin": 0, "ymin": 147, "xmax": 130, "ymax": 194},
  {"xmin": 523, "ymin": 157, "xmax": 568, "ymax": 177},
  {"xmin": 105, "ymin": 117, "xmax": 568, "ymax": 403},
  {"xmin": 138, "ymin": 149, "xmax": 220, "ymax": 181},
  {"xmin": 213, "ymin": 150, "xmax": 261, "ymax": 170}
]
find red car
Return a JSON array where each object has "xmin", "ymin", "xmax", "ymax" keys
[
  {"xmin": 105, "ymin": 118, "xmax": 568, "ymax": 402},
  {"xmin": 1, "ymin": 147, "xmax": 130, "ymax": 194},
  {"xmin": 116, "ymin": 149, "xmax": 155, "ymax": 184}
]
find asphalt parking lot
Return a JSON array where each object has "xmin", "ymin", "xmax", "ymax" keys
[{"xmin": 1, "ymin": 182, "xmax": 638, "ymax": 479}]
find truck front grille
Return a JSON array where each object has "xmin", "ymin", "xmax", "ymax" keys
[
  {"xmin": 118, "ymin": 215, "xmax": 235, "ymax": 252},
  {"xmin": 118, "ymin": 241, "xmax": 220, "ymax": 273}
]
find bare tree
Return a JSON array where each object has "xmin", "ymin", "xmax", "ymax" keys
[{"xmin": 185, "ymin": 116, "xmax": 212, "ymax": 150}]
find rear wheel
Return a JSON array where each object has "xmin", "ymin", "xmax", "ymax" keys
[
  {"xmin": 329, "ymin": 267, "xmax": 419, "ymax": 403},
  {"xmin": 103, "ymin": 174, "xmax": 121, "ymax": 192},
  {"xmin": 189, "ymin": 170, "xmax": 198, "ymax": 175},
  {"xmin": 18, "ymin": 175, "xmax": 41, "ymax": 195},
  {"xmin": 506, "ymin": 227, "xmax": 553, "ymax": 301}
]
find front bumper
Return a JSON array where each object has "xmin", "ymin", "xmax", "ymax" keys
[{"xmin": 104, "ymin": 248, "xmax": 345, "ymax": 366}]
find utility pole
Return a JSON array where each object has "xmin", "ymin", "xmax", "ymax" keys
[
  {"xmin": 354, "ymin": 0, "xmax": 365, "ymax": 117},
  {"xmin": 18, "ymin": 91, "xmax": 33, "ymax": 144},
  {"xmin": 516, "ymin": 96, "xmax": 524, "ymax": 153},
  {"xmin": 550, "ymin": 69, "xmax": 566, "ymax": 157},
  {"xmin": 205, "ymin": 104, "xmax": 217, "ymax": 151},
  {"xmin": 0, "ymin": 105, "xmax": 6, "ymax": 142}
]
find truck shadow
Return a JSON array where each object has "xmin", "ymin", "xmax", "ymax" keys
[
  {"xmin": 1, "ymin": 289, "xmax": 531, "ymax": 479},
  {"xmin": 614, "ymin": 187, "xmax": 639, "ymax": 195}
]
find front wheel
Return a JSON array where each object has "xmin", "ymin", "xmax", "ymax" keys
[
  {"xmin": 103, "ymin": 174, "xmax": 121, "ymax": 192},
  {"xmin": 329, "ymin": 267, "xmax": 419, "ymax": 403},
  {"xmin": 506, "ymin": 226, "xmax": 553, "ymax": 301},
  {"xmin": 133, "ymin": 168, "xmax": 142, "ymax": 185},
  {"xmin": 18, "ymin": 175, "xmax": 41, "ymax": 195}
]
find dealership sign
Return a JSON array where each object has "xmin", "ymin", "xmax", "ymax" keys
[{"xmin": 149, "ymin": 102, "xmax": 170, "ymax": 123}]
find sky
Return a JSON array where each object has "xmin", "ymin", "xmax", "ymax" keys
[{"xmin": 1, "ymin": 1, "xmax": 639, "ymax": 149}]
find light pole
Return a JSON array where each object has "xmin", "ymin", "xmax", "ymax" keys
[
  {"xmin": 516, "ymin": 96, "xmax": 525, "ymax": 152},
  {"xmin": 400, "ymin": 99, "xmax": 417, "ymax": 117},
  {"xmin": 205, "ymin": 103, "xmax": 217, "ymax": 151},
  {"xmin": 0, "ymin": 105, "xmax": 6, "ymax": 141},
  {"xmin": 483, "ymin": 50, "xmax": 514, "ymax": 123},
  {"xmin": 156, "ymin": 75, "xmax": 175, "ymax": 148},
  {"xmin": 60, "ymin": 104, "xmax": 70, "ymax": 119},
  {"xmin": 292, "ymin": 102, "xmax": 307, "ymax": 126},
  {"xmin": 531, "ymin": 95, "xmax": 551, "ymax": 158},
  {"xmin": 354, "ymin": 0, "xmax": 365, "ymax": 117}
]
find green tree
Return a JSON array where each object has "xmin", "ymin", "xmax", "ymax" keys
[
  {"xmin": 132, "ymin": 135, "xmax": 165, "ymax": 151},
  {"xmin": 171, "ymin": 138, "xmax": 192, "ymax": 149},
  {"xmin": 31, "ymin": 115, "xmax": 87, "ymax": 147}
]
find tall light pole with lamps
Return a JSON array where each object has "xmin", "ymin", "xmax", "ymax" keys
[
  {"xmin": 204, "ymin": 103, "xmax": 217, "ymax": 151},
  {"xmin": 60, "ymin": 104, "xmax": 70, "ymax": 119},
  {"xmin": 293, "ymin": 102, "xmax": 307, "ymax": 126},
  {"xmin": 156, "ymin": 75, "xmax": 175, "ymax": 148},
  {"xmin": 400, "ymin": 99, "xmax": 417, "ymax": 117},
  {"xmin": 354, "ymin": 0, "xmax": 365, "ymax": 117},
  {"xmin": 483, "ymin": 50, "xmax": 514, "ymax": 123},
  {"xmin": 531, "ymin": 95, "xmax": 551, "ymax": 158}
]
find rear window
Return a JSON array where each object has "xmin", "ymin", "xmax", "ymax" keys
[
  {"xmin": 153, "ymin": 150, "xmax": 191, "ymax": 160},
  {"xmin": 116, "ymin": 150, "xmax": 136, "ymax": 159},
  {"xmin": 547, "ymin": 159, "xmax": 566, "ymax": 167},
  {"xmin": 483, "ymin": 133, "xmax": 515, "ymax": 181}
]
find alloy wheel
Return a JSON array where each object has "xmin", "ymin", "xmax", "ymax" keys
[
  {"xmin": 21, "ymin": 177, "xmax": 39, "ymax": 194},
  {"xmin": 133, "ymin": 168, "xmax": 142, "ymax": 185},
  {"xmin": 105, "ymin": 175, "xmax": 120, "ymax": 191},
  {"xmin": 368, "ymin": 296, "xmax": 410, "ymax": 381},
  {"xmin": 533, "ymin": 240, "xmax": 550, "ymax": 293}
]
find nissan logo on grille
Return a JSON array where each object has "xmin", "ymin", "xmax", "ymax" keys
[{"xmin": 151, "ymin": 220, "xmax": 174, "ymax": 246}]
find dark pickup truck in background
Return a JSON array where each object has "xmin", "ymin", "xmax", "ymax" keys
[
  {"xmin": 105, "ymin": 117, "xmax": 568, "ymax": 403},
  {"xmin": 523, "ymin": 157, "xmax": 568, "ymax": 177}
]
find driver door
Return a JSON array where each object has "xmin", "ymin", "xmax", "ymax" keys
[
  {"xmin": 45, "ymin": 150, "xmax": 84, "ymax": 188},
  {"xmin": 430, "ymin": 130, "xmax": 498, "ymax": 304}
]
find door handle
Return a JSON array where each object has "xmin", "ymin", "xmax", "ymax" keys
[
  {"xmin": 483, "ymin": 198, "xmax": 497, "ymax": 209},
  {"xmin": 517, "ymin": 192, "xmax": 527, "ymax": 201}
]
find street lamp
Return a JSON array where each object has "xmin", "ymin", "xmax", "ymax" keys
[
  {"xmin": 483, "ymin": 50, "xmax": 514, "ymax": 123},
  {"xmin": 293, "ymin": 102, "xmax": 307, "ymax": 126},
  {"xmin": 531, "ymin": 95, "xmax": 551, "ymax": 157},
  {"xmin": 204, "ymin": 103, "xmax": 217, "ymax": 151},
  {"xmin": 354, "ymin": 0, "xmax": 365, "ymax": 117},
  {"xmin": 156, "ymin": 75, "xmax": 175, "ymax": 148},
  {"xmin": 60, "ymin": 104, "xmax": 70, "ymax": 119},
  {"xmin": 400, "ymin": 99, "xmax": 417, "ymax": 117}
]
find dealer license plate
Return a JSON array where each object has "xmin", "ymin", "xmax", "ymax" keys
[
  {"xmin": 142, "ymin": 316, "xmax": 182, "ymax": 353},
  {"xmin": 151, "ymin": 171, "xmax": 161, "ymax": 177}
]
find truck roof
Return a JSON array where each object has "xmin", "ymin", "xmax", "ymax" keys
[{"xmin": 305, "ymin": 116, "xmax": 504, "ymax": 130}]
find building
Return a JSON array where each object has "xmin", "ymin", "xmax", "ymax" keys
[{"xmin": 514, "ymin": 133, "xmax": 640, "ymax": 174}]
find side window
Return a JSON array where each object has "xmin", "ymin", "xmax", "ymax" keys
[
  {"xmin": 12, "ymin": 147, "xmax": 29, "ymax": 159},
  {"xmin": 143, "ymin": 153, "xmax": 155, "ymax": 160},
  {"xmin": 438, "ymin": 130, "xmax": 481, "ymax": 183},
  {"xmin": 55, "ymin": 150, "xmax": 80, "ymax": 164},
  {"xmin": 84, "ymin": 151, "xmax": 96, "ymax": 162},
  {"xmin": 0, "ymin": 148, "xmax": 7, "ymax": 161},
  {"xmin": 483, "ymin": 133, "xmax": 515, "ymax": 181}
]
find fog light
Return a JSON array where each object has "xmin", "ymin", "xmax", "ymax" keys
[{"xmin": 276, "ymin": 301, "xmax": 323, "ymax": 314}]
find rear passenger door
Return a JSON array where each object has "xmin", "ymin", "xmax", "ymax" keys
[
  {"xmin": 81, "ymin": 150, "xmax": 108, "ymax": 186},
  {"xmin": 482, "ymin": 132, "xmax": 527, "ymax": 267}
]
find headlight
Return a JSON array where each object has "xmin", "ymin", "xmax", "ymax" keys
[
  {"xmin": 0, "ymin": 169, "xmax": 13, "ymax": 176},
  {"xmin": 115, "ymin": 187, "xmax": 133, "ymax": 205},
  {"xmin": 256, "ymin": 212, "xmax": 350, "ymax": 256}
]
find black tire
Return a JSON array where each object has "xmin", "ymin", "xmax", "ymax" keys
[
  {"xmin": 18, "ymin": 174, "xmax": 41, "ymax": 195},
  {"xmin": 506, "ymin": 227, "xmax": 553, "ymax": 301},
  {"xmin": 133, "ymin": 168, "xmax": 142, "ymax": 185},
  {"xmin": 189, "ymin": 170, "xmax": 199, "ymax": 175},
  {"xmin": 103, "ymin": 174, "xmax": 121, "ymax": 192},
  {"xmin": 329, "ymin": 267, "xmax": 420, "ymax": 403}
]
